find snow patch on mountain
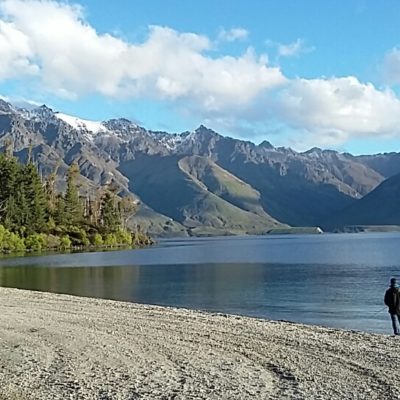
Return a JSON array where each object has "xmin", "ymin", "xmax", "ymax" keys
[
  {"xmin": 151, "ymin": 133, "xmax": 185, "ymax": 150},
  {"xmin": 55, "ymin": 113, "xmax": 107, "ymax": 135}
]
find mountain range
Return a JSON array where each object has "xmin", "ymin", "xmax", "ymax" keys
[{"xmin": 1, "ymin": 98, "xmax": 400, "ymax": 236}]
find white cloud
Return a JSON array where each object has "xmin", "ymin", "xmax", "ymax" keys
[
  {"xmin": 2, "ymin": 0, "xmax": 400, "ymax": 150},
  {"xmin": 0, "ymin": 94, "xmax": 43, "ymax": 111},
  {"xmin": 11, "ymin": 97, "xmax": 42, "ymax": 109},
  {"xmin": 0, "ymin": 20, "xmax": 38, "ymax": 79},
  {"xmin": 204, "ymin": 76, "xmax": 400, "ymax": 150},
  {"xmin": 0, "ymin": 0, "xmax": 284, "ymax": 110},
  {"xmin": 218, "ymin": 28, "xmax": 248, "ymax": 42},
  {"xmin": 277, "ymin": 38, "xmax": 314, "ymax": 58},
  {"xmin": 383, "ymin": 47, "xmax": 400, "ymax": 85},
  {"xmin": 271, "ymin": 77, "xmax": 400, "ymax": 147},
  {"xmin": 266, "ymin": 38, "xmax": 314, "ymax": 59}
]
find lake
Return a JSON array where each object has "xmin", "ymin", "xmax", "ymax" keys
[{"xmin": 0, "ymin": 233, "xmax": 399, "ymax": 334}]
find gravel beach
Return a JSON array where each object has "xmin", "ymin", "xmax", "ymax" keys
[{"xmin": 0, "ymin": 287, "xmax": 398, "ymax": 400}]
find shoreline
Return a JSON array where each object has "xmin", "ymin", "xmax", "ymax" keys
[{"xmin": 0, "ymin": 287, "xmax": 398, "ymax": 399}]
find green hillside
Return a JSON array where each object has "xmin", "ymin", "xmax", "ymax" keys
[
  {"xmin": 119, "ymin": 154, "xmax": 283, "ymax": 235},
  {"xmin": 178, "ymin": 156, "xmax": 271, "ymax": 218}
]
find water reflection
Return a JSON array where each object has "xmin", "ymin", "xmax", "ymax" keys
[
  {"xmin": 1, "ymin": 233, "xmax": 400, "ymax": 334},
  {"xmin": 0, "ymin": 264, "xmax": 273, "ymax": 313},
  {"xmin": 1, "ymin": 232, "xmax": 400, "ymax": 268},
  {"xmin": 0, "ymin": 265, "xmax": 140, "ymax": 300},
  {"xmin": 0, "ymin": 261, "xmax": 397, "ymax": 334}
]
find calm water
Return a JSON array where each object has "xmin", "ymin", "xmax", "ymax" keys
[{"xmin": 0, "ymin": 233, "xmax": 399, "ymax": 334}]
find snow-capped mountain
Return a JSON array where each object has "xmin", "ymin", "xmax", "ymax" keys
[
  {"xmin": 0, "ymin": 98, "xmax": 399, "ymax": 235},
  {"xmin": 55, "ymin": 113, "xmax": 108, "ymax": 135}
]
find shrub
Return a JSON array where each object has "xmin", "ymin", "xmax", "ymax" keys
[
  {"xmin": 67, "ymin": 226, "xmax": 90, "ymax": 246},
  {"xmin": 0, "ymin": 225, "xmax": 7, "ymax": 249},
  {"xmin": 1, "ymin": 230, "xmax": 26, "ymax": 253},
  {"xmin": 43, "ymin": 234, "xmax": 61, "ymax": 249},
  {"xmin": 60, "ymin": 235, "xmax": 72, "ymax": 250},
  {"xmin": 46, "ymin": 217, "xmax": 56, "ymax": 232},
  {"xmin": 132, "ymin": 231, "xmax": 153, "ymax": 247},
  {"xmin": 115, "ymin": 229, "xmax": 133, "ymax": 246},
  {"xmin": 0, "ymin": 225, "xmax": 24, "ymax": 252},
  {"xmin": 25, "ymin": 233, "xmax": 46, "ymax": 252},
  {"xmin": 103, "ymin": 233, "xmax": 117, "ymax": 247},
  {"xmin": 91, "ymin": 233, "xmax": 103, "ymax": 247},
  {"xmin": 79, "ymin": 229, "xmax": 90, "ymax": 247},
  {"xmin": 8, "ymin": 232, "xmax": 26, "ymax": 252}
]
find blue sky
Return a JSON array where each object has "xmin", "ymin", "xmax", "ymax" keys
[{"xmin": 1, "ymin": 0, "xmax": 400, "ymax": 154}]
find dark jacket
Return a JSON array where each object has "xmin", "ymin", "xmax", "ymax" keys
[{"xmin": 384, "ymin": 287, "xmax": 400, "ymax": 315}]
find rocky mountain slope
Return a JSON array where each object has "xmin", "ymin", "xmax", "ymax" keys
[
  {"xmin": 0, "ymin": 98, "xmax": 399, "ymax": 235},
  {"xmin": 324, "ymin": 172, "xmax": 400, "ymax": 229}
]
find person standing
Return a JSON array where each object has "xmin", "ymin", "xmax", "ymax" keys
[{"xmin": 384, "ymin": 278, "xmax": 400, "ymax": 335}]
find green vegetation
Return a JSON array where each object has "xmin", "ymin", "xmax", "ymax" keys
[
  {"xmin": 179, "ymin": 155, "xmax": 266, "ymax": 217},
  {"xmin": 119, "ymin": 154, "xmax": 283, "ymax": 236},
  {"xmin": 0, "ymin": 151, "xmax": 152, "ymax": 254}
]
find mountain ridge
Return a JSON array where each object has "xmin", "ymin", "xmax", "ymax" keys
[{"xmin": 1, "ymin": 99, "xmax": 399, "ymax": 236}]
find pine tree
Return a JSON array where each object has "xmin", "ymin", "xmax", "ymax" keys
[
  {"xmin": 9, "ymin": 187, "xmax": 29, "ymax": 233},
  {"xmin": 44, "ymin": 163, "xmax": 59, "ymax": 219},
  {"xmin": 54, "ymin": 194, "xmax": 67, "ymax": 226},
  {"xmin": 0, "ymin": 149, "xmax": 148, "ymax": 253},
  {"xmin": 3, "ymin": 196, "xmax": 20, "ymax": 231},
  {"xmin": 64, "ymin": 162, "xmax": 83, "ymax": 226},
  {"xmin": 0, "ymin": 154, "xmax": 20, "ymax": 229},
  {"xmin": 0, "ymin": 154, "xmax": 19, "ymax": 215},
  {"xmin": 21, "ymin": 162, "xmax": 47, "ymax": 233},
  {"xmin": 100, "ymin": 191, "xmax": 121, "ymax": 233}
]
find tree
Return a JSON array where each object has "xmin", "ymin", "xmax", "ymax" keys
[
  {"xmin": 64, "ymin": 162, "xmax": 83, "ymax": 226},
  {"xmin": 0, "ymin": 150, "xmax": 49, "ymax": 234},
  {"xmin": 119, "ymin": 196, "xmax": 138, "ymax": 229},
  {"xmin": 44, "ymin": 163, "xmax": 60, "ymax": 219},
  {"xmin": 54, "ymin": 194, "xmax": 67, "ymax": 227},
  {"xmin": 3, "ymin": 196, "xmax": 22, "ymax": 232},
  {"xmin": 0, "ymin": 153, "xmax": 19, "ymax": 223},
  {"xmin": 100, "ymin": 191, "xmax": 120, "ymax": 232},
  {"xmin": 0, "ymin": 150, "xmax": 151, "ymax": 254},
  {"xmin": 20, "ymin": 162, "xmax": 47, "ymax": 233},
  {"xmin": 86, "ymin": 187, "xmax": 103, "ymax": 226}
]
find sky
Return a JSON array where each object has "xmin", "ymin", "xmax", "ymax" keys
[{"xmin": 1, "ymin": 0, "xmax": 400, "ymax": 154}]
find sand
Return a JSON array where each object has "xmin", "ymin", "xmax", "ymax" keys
[{"xmin": 0, "ymin": 287, "xmax": 398, "ymax": 400}]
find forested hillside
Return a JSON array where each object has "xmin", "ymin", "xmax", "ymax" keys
[{"xmin": 0, "ymin": 146, "xmax": 149, "ymax": 253}]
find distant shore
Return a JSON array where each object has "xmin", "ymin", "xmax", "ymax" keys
[{"xmin": 0, "ymin": 287, "xmax": 398, "ymax": 399}]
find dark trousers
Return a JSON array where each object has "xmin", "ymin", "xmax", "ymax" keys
[{"xmin": 390, "ymin": 313, "xmax": 400, "ymax": 335}]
